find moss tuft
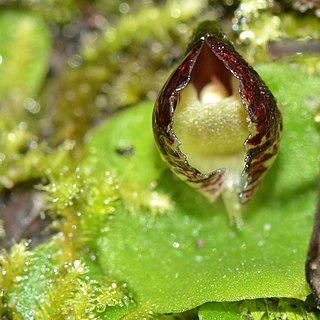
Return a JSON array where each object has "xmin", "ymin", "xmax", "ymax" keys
[
  {"xmin": 42, "ymin": 164, "xmax": 120, "ymax": 250},
  {"xmin": 36, "ymin": 259, "xmax": 131, "ymax": 319},
  {"xmin": 0, "ymin": 242, "xmax": 30, "ymax": 318}
]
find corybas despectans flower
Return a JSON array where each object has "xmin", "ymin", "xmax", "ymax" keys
[{"xmin": 152, "ymin": 21, "xmax": 282, "ymax": 227}]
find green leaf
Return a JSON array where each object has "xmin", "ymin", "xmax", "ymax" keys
[
  {"xmin": 198, "ymin": 299, "xmax": 319, "ymax": 320},
  {"xmin": 86, "ymin": 102, "xmax": 166, "ymax": 188},
  {"xmin": 84, "ymin": 61, "xmax": 319, "ymax": 314},
  {"xmin": 199, "ymin": 302, "xmax": 240, "ymax": 320}
]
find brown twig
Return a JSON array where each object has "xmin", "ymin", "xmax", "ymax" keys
[{"xmin": 269, "ymin": 40, "xmax": 320, "ymax": 58}]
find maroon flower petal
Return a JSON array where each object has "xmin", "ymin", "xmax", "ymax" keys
[{"xmin": 153, "ymin": 21, "xmax": 282, "ymax": 206}]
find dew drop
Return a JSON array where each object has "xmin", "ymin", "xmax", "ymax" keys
[
  {"xmin": 24, "ymin": 240, "xmax": 31, "ymax": 247},
  {"xmin": 263, "ymin": 223, "xmax": 272, "ymax": 231},
  {"xmin": 68, "ymin": 54, "xmax": 83, "ymax": 68},
  {"xmin": 119, "ymin": 2, "xmax": 130, "ymax": 14},
  {"xmin": 171, "ymin": 8, "xmax": 181, "ymax": 18},
  {"xmin": 96, "ymin": 303, "xmax": 106, "ymax": 312},
  {"xmin": 172, "ymin": 242, "xmax": 180, "ymax": 249},
  {"xmin": 30, "ymin": 140, "xmax": 38, "ymax": 149},
  {"xmin": 24, "ymin": 97, "xmax": 41, "ymax": 114},
  {"xmin": 310, "ymin": 262, "xmax": 318, "ymax": 270}
]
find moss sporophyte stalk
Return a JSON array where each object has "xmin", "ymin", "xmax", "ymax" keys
[{"xmin": 153, "ymin": 21, "xmax": 282, "ymax": 227}]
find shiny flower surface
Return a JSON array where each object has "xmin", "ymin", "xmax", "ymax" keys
[{"xmin": 153, "ymin": 21, "xmax": 282, "ymax": 225}]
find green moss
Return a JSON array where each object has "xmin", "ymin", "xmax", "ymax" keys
[
  {"xmin": 42, "ymin": 164, "xmax": 120, "ymax": 250},
  {"xmin": 1, "ymin": 236, "xmax": 133, "ymax": 319},
  {"xmin": 0, "ymin": 9, "xmax": 63, "ymax": 191},
  {"xmin": 0, "ymin": 10, "xmax": 51, "ymax": 101},
  {"xmin": 87, "ymin": 0, "xmax": 206, "ymax": 58},
  {"xmin": 37, "ymin": 260, "xmax": 130, "ymax": 319},
  {"xmin": 21, "ymin": 0, "xmax": 79, "ymax": 23},
  {"xmin": 8, "ymin": 239, "xmax": 60, "ymax": 319},
  {"xmin": 0, "ymin": 140, "xmax": 72, "ymax": 190},
  {"xmin": 41, "ymin": 0, "xmax": 207, "ymax": 145},
  {"xmin": 231, "ymin": 0, "xmax": 320, "ymax": 62},
  {"xmin": 0, "ymin": 243, "xmax": 30, "ymax": 318}
]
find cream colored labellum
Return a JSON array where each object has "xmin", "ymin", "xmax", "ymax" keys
[{"xmin": 173, "ymin": 75, "xmax": 248, "ymax": 226}]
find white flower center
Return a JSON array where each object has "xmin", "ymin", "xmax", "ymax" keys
[{"xmin": 173, "ymin": 79, "xmax": 249, "ymax": 227}]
